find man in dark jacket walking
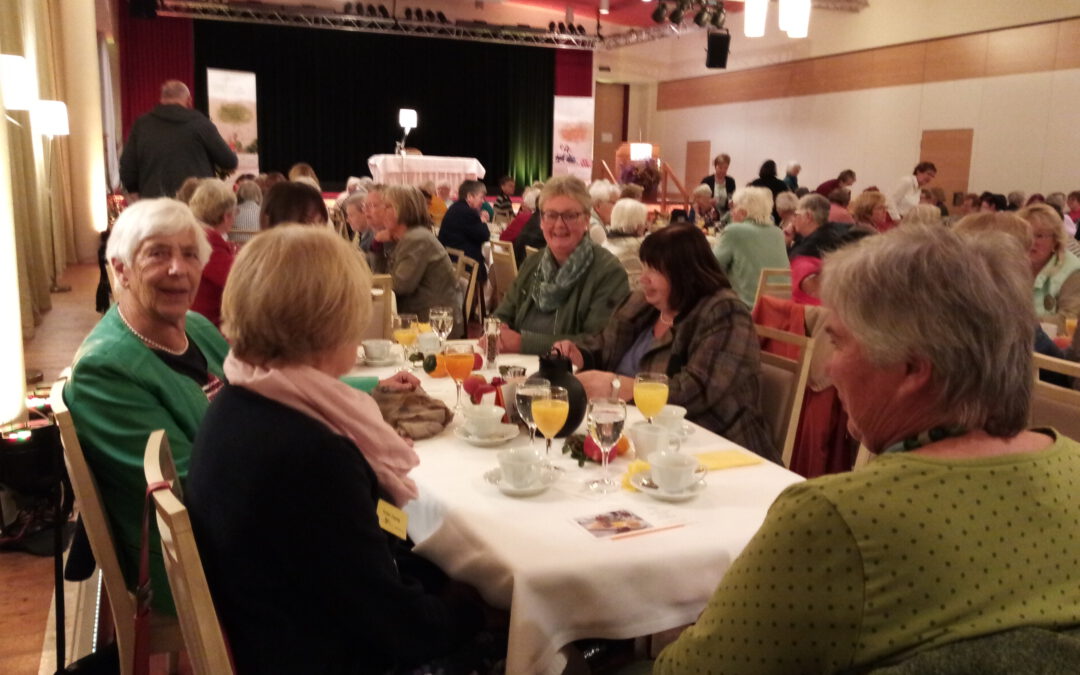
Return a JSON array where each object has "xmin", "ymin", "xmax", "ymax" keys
[{"xmin": 120, "ymin": 80, "xmax": 238, "ymax": 199}]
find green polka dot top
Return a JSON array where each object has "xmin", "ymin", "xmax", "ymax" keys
[{"xmin": 655, "ymin": 429, "xmax": 1080, "ymax": 674}]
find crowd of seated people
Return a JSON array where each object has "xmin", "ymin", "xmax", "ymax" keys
[{"xmin": 67, "ymin": 149, "xmax": 1080, "ymax": 673}]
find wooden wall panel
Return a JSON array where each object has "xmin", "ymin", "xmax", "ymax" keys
[
  {"xmin": 657, "ymin": 19, "xmax": 1075, "ymax": 112},
  {"xmin": 1055, "ymin": 18, "xmax": 1080, "ymax": 70},
  {"xmin": 985, "ymin": 22, "xmax": 1058, "ymax": 77},
  {"xmin": 924, "ymin": 33, "xmax": 988, "ymax": 83},
  {"xmin": 920, "ymin": 129, "xmax": 974, "ymax": 200},
  {"xmin": 685, "ymin": 141, "xmax": 711, "ymax": 189},
  {"xmin": 593, "ymin": 82, "xmax": 627, "ymax": 181}
]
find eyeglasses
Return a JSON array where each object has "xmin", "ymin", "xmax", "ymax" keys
[{"xmin": 541, "ymin": 210, "xmax": 585, "ymax": 224}]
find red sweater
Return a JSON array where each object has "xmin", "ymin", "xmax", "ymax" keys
[{"xmin": 192, "ymin": 226, "xmax": 235, "ymax": 328}]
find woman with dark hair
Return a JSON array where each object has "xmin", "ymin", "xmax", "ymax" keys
[
  {"xmin": 259, "ymin": 181, "xmax": 329, "ymax": 229},
  {"xmin": 555, "ymin": 225, "xmax": 778, "ymax": 461},
  {"xmin": 749, "ymin": 159, "xmax": 789, "ymax": 202}
]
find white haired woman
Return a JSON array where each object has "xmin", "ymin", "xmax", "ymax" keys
[
  {"xmin": 1019, "ymin": 202, "xmax": 1080, "ymax": 331},
  {"xmin": 658, "ymin": 225, "xmax": 1080, "ymax": 673},
  {"xmin": 188, "ymin": 178, "xmax": 237, "ymax": 327},
  {"xmin": 187, "ymin": 226, "xmax": 493, "ymax": 673},
  {"xmin": 231, "ymin": 179, "xmax": 262, "ymax": 246},
  {"xmin": 65, "ymin": 198, "xmax": 228, "ymax": 616},
  {"xmin": 587, "ymin": 179, "xmax": 620, "ymax": 244},
  {"xmin": 494, "ymin": 175, "xmax": 630, "ymax": 354},
  {"xmin": 713, "ymin": 186, "xmax": 790, "ymax": 307},
  {"xmin": 604, "ymin": 197, "xmax": 649, "ymax": 290},
  {"xmin": 688, "ymin": 184, "xmax": 720, "ymax": 230}
]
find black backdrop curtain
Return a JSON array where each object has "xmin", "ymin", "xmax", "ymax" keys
[{"xmin": 192, "ymin": 20, "xmax": 554, "ymax": 191}]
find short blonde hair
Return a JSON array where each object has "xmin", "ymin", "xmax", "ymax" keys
[
  {"xmin": 539, "ymin": 175, "xmax": 591, "ymax": 213},
  {"xmin": 691, "ymin": 184, "xmax": 713, "ymax": 200},
  {"xmin": 902, "ymin": 204, "xmax": 942, "ymax": 227},
  {"xmin": 952, "ymin": 212, "xmax": 1033, "ymax": 251},
  {"xmin": 731, "ymin": 186, "xmax": 773, "ymax": 225},
  {"xmin": 222, "ymin": 226, "xmax": 372, "ymax": 365},
  {"xmin": 188, "ymin": 179, "xmax": 237, "ymax": 227},
  {"xmin": 821, "ymin": 225, "xmax": 1033, "ymax": 439},
  {"xmin": 610, "ymin": 198, "xmax": 647, "ymax": 234},
  {"xmin": 1018, "ymin": 203, "xmax": 1068, "ymax": 266},
  {"xmin": 383, "ymin": 185, "xmax": 431, "ymax": 228},
  {"xmin": 850, "ymin": 190, "xmax": 886, "ymax": 224},
  {"xmin": 106, "ymin": 198, "xmax": 211, "ymax": 267}
]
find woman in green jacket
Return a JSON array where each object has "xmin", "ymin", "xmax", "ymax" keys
[{"xmin": 493, "ymin": 175, "xmax": 630, "ymax": 355}]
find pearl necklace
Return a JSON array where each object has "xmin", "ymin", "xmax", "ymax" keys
[
  {"xmin": 118, "ymin": 308, "xmax": 189, "ymax": 356},
  {"xmin": 658, "ymin": 312, "xmax": 676, "ymax": 326}
]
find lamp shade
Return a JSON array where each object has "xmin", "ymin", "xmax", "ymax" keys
[
  {"xmin": 630, "ymin": 143, "xmax": 653, "ymax": 161},
  {"xmin": 31, "ymin": 100, "xmax": 69, "ymax": 136},
  {"xmin": 785, "ymin": 0, "xmax": 811, "ymax": 38},
  {"xmin": 743, "ymin": 0, "xmax": 767, "ymax": 38},
  {"xmin": 398, "ymin": 108, "xmax": 417, "ymax": 130},
  {"xmin": 1, "ymin": 55, "xmax": 34, "ymax": 111}
]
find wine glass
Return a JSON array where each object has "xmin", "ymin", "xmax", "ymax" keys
[
  {"xmin": 514, "ymin": 377, "xmax": 550, "ymax": 446},
  {"xmin": 586, "ymin": 399, "xmax": 627, "ymax": 494},
  {"xmin": 634, "ymin": 372, "xmax": 669, "ymax": 424},
  {"xmin": 531, "ymin": 386, "xmax": 569, "ymax": 459},
  {"xmin": 443, "ymin": 343, "xmax": 476, "ymax": 413},
  {"xmin": 429, "ymin": 306, "xmax": 454, "ymax": 346},
  {"xmin": 392, "ymin": 313, "xmax": 419, "ymax": 370}
]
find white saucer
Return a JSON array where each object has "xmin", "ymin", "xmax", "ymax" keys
[
  {"xmin": 631, "ymin": 470, "xmax": 706, "ymax": 502},
  {"xmin": 360, "ymin": 355, "xmax": 399, "ymax": 367},
  {"xmin": 455, "ymin": 424, "xmax": 520, "ymax": 447},
  {"xmin": 484, "ymin": 465, "xmax": 560, "ymax": 497}
]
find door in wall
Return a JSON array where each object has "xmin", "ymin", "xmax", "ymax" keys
[
  {"xmin": 685, "ymin": 141, "xmax": 711, "ymax": 191},
  {"xmin": 919, "ymin": 129, "xmax": 973, "ymax": 207},
  {"xmin": 593, "ymin": 83, "xmax": 628, "ymax": 181}
]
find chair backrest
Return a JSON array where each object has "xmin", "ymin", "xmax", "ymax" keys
[
  {"xmin": 51, "ymin": 375, "xmax": 139, "ymax": 673},
  {"xmin": 490, "ymin": 241, "xmax": 517, "ymax": 305},
  {"xmin": 1031, "ymin": 353, "xmax": 1080, "ymax": 440},
  {"xmin": 755, "ymin": 325, "xmax": 814, "ymax": 468},
  {"xmin": 445, "ymin": 247, "xmax": 466, "ymax": 275},
  {"xmin": 524, "ymin": 245, "xmax": 540, "ymax": 259},
  {"xmin": 753, "ymin": 267, "xmax": 792, "ymax": 310},
  {"xmin": 144, "ymin": 430, "xmax": 234, "ymax": 675},
  {"xmin": 367, "ymin": 274, "xmax": 394, "ymax": 339},
  {"xmin": 458, "ymin": 255, "xmax": 481, "ymax": 324}
]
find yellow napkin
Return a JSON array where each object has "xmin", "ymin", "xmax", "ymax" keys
[
  {"xmin": 622, "ymin": 460, "xmax": 651, "ymax": 491},
  {"xmin": 694, "ymin": 450, "xmax": 763, "ymax": 471}
]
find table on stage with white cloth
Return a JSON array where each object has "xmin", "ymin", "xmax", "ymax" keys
[
  {"xmin": 367, "ymin": 154, "xmax": 486, "ymax": 188},
  {"xmin": 350, "ymin": 352, "xmax": 802, "ymax": 674}
]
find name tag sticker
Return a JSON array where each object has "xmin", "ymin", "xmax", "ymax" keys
[{"xmin": 376, "ymin": 499, "xmax": 408, "ymax": 539}]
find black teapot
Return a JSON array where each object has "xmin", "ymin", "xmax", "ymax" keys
[{"xmin": 530, "ymin": 347, "xmax": 586, "ymax": 438}]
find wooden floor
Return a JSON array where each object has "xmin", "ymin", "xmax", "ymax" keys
[{"xmin": 1, "ymin": 264, "xmax": 104, "ymax": 674}]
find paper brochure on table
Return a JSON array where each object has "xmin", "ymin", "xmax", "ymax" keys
[{"xmin": 573, "ymin": 508, "xmax": 686, "ymax": 541}]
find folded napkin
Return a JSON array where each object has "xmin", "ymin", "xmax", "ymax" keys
[
  {"xmin": 695, "ymin": 450, "xmax": 764, "ymax": 471},
  {"xmin": 372, "ymin": 389, "xmax": 454, "ymax": 440}
]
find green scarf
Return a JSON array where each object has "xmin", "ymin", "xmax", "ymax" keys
[{"xmin": 530, "ymin": 239, "xmax": 595, "ymax": 312}]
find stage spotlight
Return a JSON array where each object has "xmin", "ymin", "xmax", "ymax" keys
[
  {"xmin": 669, "ymin": 4, "xmax": 686, "ymax": 24},
  {"xmin": 403, "ymin": 7, "xmax": 412, "ymax": 19},
  {"xmin": 566, "ymin": 23, "xmax": 577, "ymax": 35},
  {"xmin": 711, "ymin": 8, "xmax": 726, "ymax": 29},
  {"xmin": 378, "ymin": 5, "xmax": 390, "ymax": 18},
  {"xmin": 651, "ymin": 2, "xmax": 668, "ymax": 23},
  {"xmin": 577, "ymin": 24, "xmax": 586, "ymax": 34},
  {"xmin": 425, "ymin": 9, "xmax": 435, "ymax": 21},
  {"xmin": 558, "ymin": 21, "xmax": 566, "ymax": 33},
  {"xmin": 549, "ymin": 21, "xmax": 556, "ymax": 32},
  {"xmin": 694, "ymin": 8, "xmax": 712, "ymax": 27},
  {"xmin": 344, "ymin": 2, "xmax": 353, "ymax": 14},
  {"xmin": 367, "ymin": 4, "xmax": 377, "ymax": 17},
  {"xmin": 436, "ymin": 11, "xmax": 448, "ymax": 23}
]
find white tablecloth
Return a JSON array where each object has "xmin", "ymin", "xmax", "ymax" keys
[
  {"xmin": 367, "ymin": 154, "xmax": 486, "ymax": 188},
  {"xmin": 350, "ymin": 354, "xmax": 802, "ymax": 674}
]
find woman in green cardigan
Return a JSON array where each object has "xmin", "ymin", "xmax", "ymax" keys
[{"xmin": 492, "ymin": 175, "xmax": 630, "ymax": 355}]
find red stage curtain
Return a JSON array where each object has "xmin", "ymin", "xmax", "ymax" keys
[
  {"xmin": 555, "ymin": 50, "xmax": 593, "ymax": 97},
  {"xmin": 118, "ymin": 1, "xmax": 194, "ymax": 139}
]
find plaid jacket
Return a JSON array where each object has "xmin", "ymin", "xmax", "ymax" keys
[{"xmin": 578, "ymin": 290, "xmax": 779, "ymax": 463}]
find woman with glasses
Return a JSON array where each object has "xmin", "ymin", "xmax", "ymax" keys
[{"xmin": 492, "ymin": 175, "xmax": 630, "ymax": 355}]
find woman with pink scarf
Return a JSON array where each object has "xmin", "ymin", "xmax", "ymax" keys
[{"xmin": 186, "ymin": 226, "xmax": 493, "ymax": 674}]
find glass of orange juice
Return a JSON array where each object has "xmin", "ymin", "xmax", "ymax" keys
[
  {"xmin": 443, "ymin": 343, "xmax": 476, "ymax": 412},
  {"xmin": 392, "ymin": 313, "xmax": 419, "ymax": 370},
  {"xmin": 634, "ymin": 373, "xmax": 669, "ymax": 424},
  {"xmin": 1066, "ymin": 317, "xmax": 1078, "ymax": 339},
  {"xmin": 531, "ymin": 386, "xmax": 569, "ymax": 458}
]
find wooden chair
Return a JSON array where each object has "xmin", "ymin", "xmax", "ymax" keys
[
  {"xmin": 1031, "ymin": 353, "xmax": 1080, "ymax": 440},
  {"xmin": 458, "ymin": 255, "xmax": 481, "ymax": 324},
  {"xmin": 524, "ymin": 245, "xmax": 540, "ymax": 259},
  {"xmin": 752, "ymin": 268, "xmax": 792, "ymax": 310},
  {"xmin": 144, "ymin": 430, "xmax": 234, "ymax": 675},
  {"xmin": 754, "ymin": 325, "xmax": 814, "ymax": 468},
  {"xmin": 368, "ymin": 274, "xmax": 394, "ymax": 339},
  {"xmin": 445, "ymin": 247, "xmax": 466, "ymax": 275},
  {"xmin": 50, "ymin": 376, "xmax": 184, "ymax": 674},
  {"xmin": 489, "ymin": 241, "xmax": 517, "ymax": 306}
]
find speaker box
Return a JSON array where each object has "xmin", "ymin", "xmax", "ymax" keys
[{"xmin": 706, "ymin": 32, "xmax": 731, "ymax": 69}]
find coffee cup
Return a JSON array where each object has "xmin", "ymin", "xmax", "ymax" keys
[
  {"xmin": 655, "ymin": 405, "xmax": 687, "ymax": 435},
  {"xmin": 362, "ymin": 339, "xmax": 392, "ymax": 361},
  {"xmin": 417, "ymin": 332, "xmax": 440, "ymax": 353},
  {"xmin": 464, "ymin": 404, "xmax": 505, "ymax": 438},
  {"xmin": 629, "ymin": 422, "xmax": 669, "ymax": 461},
  {"xmin": 497, "ymin": 448, "xmax": 543, "ymax": 489},
  {"xmin": 650, "ymin": 452, "xmax": 699, "ymax": 494}
]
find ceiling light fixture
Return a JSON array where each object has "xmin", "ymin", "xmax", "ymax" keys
[
  {"xmin": 600, "ymin": 0, "xmax": 610, "ymax": 15},
  {"xmin": 743, "ymin": 0, "xmax": 767, "ymax": 38}
]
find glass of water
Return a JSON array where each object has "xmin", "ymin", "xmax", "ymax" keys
[
  {"xmin": 586, "ymin": 399, "xmax": 627, "ymax": 495},
  {"xmin": 428, "ymin": 306, "xmax": 454, "ymax": 346}
]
